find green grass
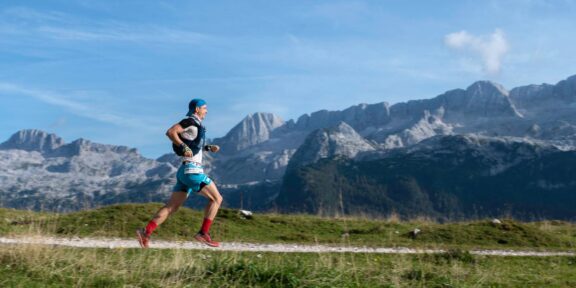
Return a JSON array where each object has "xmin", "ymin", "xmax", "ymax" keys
[
  {"xmin": 1, "ymin": 204, "xmax": 575, "ymax": 287},
  {"xmin": 0, "ymin": 245, "xmax": 575, "ymax": 287},
  {"xmin": 1, "ymin": 203, "xmax": 575, "ymax": 251}
]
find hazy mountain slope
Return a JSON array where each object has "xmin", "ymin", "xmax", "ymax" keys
[{"xmin": 276, "ymin": 135, "xmax": 575, "ymax": 220}]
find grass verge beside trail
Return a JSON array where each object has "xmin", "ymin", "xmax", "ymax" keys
[
  {"xmin": 0, "ymin": 244, "xmax": 575, "ymax": 287},
  {"xmin": 1, "ymin": 203, "xmax": 575, "ymax": 251}
]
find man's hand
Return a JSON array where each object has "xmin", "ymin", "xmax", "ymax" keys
[
  {"xmin": 180, "ymin": 143, "xmax": 193, "ymax": 157},
  {"xmin": 205, "ymin": 145, "xmax": 220, "ymax": 153}
]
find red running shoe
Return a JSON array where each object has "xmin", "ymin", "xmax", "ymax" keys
[
  {"xmin": 136, "ymin": 228, "xmax": 150, "ymax": 248},
  {"xmin": 194, "ymin": 232, "xmax": 220, "ymax": 247}
]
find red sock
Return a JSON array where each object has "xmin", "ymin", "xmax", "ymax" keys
[
  {"xmin": 200, "ymin": 218, "xmax": 213, "ymax": 234},
  {"xmin": 145, "ymin": 221, "xmax": 158, "ymax": 236}
]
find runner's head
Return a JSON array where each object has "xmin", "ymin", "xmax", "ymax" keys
[{"xmin": 186, "ymin": 98, "xmax": 208, "ymax": 119}]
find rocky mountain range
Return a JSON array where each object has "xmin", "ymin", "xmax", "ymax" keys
[
  {"xmin": 208, "ymin": 75, "xmax": 576, "ymax": 185},
  {"xmin": 277, "ymin": 134, "xmax": 576, "ymax": 219},
  {"xmin": 0, "ymin": 130, "xmax": 177, "ymax": 211},
  {"xmin": 1, "ymin": 74, "xmax": 576, "ymax": 218}
]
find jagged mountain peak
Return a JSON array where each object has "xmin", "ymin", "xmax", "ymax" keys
[
  {"xmin": 0, "ymin": 130, "xmax": 141, "ymax": 159},
  {"xmin": 70, "ymin": 138, "xmax": 90, "ymax": 146},
  {"xmin": 214, "ymin": 112, "xmax": 284, "ymax": 154},
  {"xmin": 287, "ymin": 121, "xmax": 375, "ymax": 170},
  {"xmin": 328, "ymin": 121, "xmax": 357, "ymax": 134},
  {"xmin": 0, "ymin": 129, "xmax": 64, "ymax": 152},
  {"xmin": 509, "ymin": 74, "xmax": 576, "ymax": 111},
  {"xmin": 0, "ymin": 129, "xmax": 178, "ymax": 211},
  {"xmin": 553, "ymin": 74, "xmax": 576, "ymax": 102},
  {"xmin": 510, "ymin": 83, "xmax": 554, "ymax": 99},
  {"xmin": 466, "ymin": 80, "xmax": 509, "ymax": 97},
  {"xmin": 70, "ymin": 138, "xmax": 138, "ymax": 155},
  {"xmin": 563, "ymin": 74, "xmax": 576, "ymax": 83},
  {"xmin": 235, "ymin": 112, "xmax": 284, "ymax": 128},
  {"xmin": 225, "ymin": 112, "xmax": 284, "ymax": 134},
  {"xmin": 315, "ymin": 121, "xmax": 363, "ymax": 138},
  {"xmin": 251, "ymin": 112, "xmax": 283, "ymax": 121},
  {"xmin": 461, "ymin": 81, "xmax": 522, "ymax": 117},
  {"xmin": 294, "ymin": 102, "xmax": 391, "ymax": 133},
  {"xmin": 390, "ymin": 80, "xmax": 519, "ymax": 122}
]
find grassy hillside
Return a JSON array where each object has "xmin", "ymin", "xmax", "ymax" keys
[
  {"xmin": 1, "ymin": 204, "xmax": 575, "ymax": 287},
  {"xmin": 1, "ymin": 203, "xmax": 575, "ymax": 250}
]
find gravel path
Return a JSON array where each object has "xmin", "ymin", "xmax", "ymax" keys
[{"xmin": 1, "ymin": 236, "xmax": 574, "ymax": 257}]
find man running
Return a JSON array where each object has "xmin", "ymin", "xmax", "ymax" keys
[{"xmin": 137, "ymin": 98, "xmax": 223, "ymax": 248}]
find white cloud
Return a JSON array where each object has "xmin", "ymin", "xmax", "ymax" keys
[
  {"xmin": 2, "ymin": 6, "xmax": 70, "ymax": 23},
  {"xmin": 445, "ymin": 29, "xmax": 509, "ymax": 75},
  {"xmin": 37, "ymin": 25, "xmax": 209, "ymax": 44},
  {"xmin": 49, "ymin": 116, "xmax": 68, "ymax": 129},
  {"xmin": 0, "ymin": 7, "xmax": 209, "ymax": 45},
  {"xmin": 0, "ymin": 82, "xmax": 151, "ymax": 129}
]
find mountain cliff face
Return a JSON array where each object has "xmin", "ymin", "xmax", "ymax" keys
[
  {"xmin": 210, "ymin": 76, "xmax": 575, "ymax": 185},
  {"xmin": 214, "ymin": 112, "xmax": 284, "ymax": 154},
  {"xmin": 461, "ymin": 81, "xmax": 521, "ymax": 117},
  {"xmin": 292, "ymin": 102, "xmax": 392, "ymax": 133},
  {"xmin": 2, "ymin": 74, "xmax": 576, "ymax": 218},
  {"xmin": 277, "ymin": 134, "xmax": 575, "ymax": 219},
  {"xmin": 388, "ymin": 81, "xmax": 520, "ymax": 122},
  {"xmin": 0, "ymin": 130, "xmax": 176, "ymax": 211},
  {"xmin": 0, "ymin": 130, "xmax": 65, "ymax": 153},
  {"xmin": 287, "ymin": 122, "xmax": 376, "ymax": 170}
]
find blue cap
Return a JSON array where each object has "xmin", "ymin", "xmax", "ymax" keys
[{"xmin": 186, "ymin": 98, "xmax": 206, "ymax": 116}]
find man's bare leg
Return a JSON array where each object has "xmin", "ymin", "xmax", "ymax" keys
[
  {"xmin": 197, "ymin": 182, "xmax": 223, "ymax": 220},
  {"xmin": 194, "ymin": 182, "xmax": 223, "ymax": 247},
  {"xmin": 151, "ymin": 191, "xmax": 189, "ymax": 225},
  {"xmin": 137, "ymin": 191, "xmax": 188, "ymax": 248}
]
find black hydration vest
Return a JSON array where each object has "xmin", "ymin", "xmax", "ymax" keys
[{"xmin": 172, "ymin": 118, "xmax": 206, "ymax": 156}]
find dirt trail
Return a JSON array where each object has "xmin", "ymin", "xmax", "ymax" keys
[{"xmin": 1, "ymin": 236, "xmax": 574, "ymax": 257}]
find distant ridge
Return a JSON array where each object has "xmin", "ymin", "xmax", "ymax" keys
[
  {"xmin": 2, "ymin": 74, "xmax": 576, "ymax": 219},
  {"xmin": 0, "ymin": 129, "xmax": 64, "ymax": 153}
]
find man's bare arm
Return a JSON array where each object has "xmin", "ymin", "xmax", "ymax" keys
[
  {"xmin": 166, "ymin": 123, "xmax": 184, "ymax": 145},
  {"xmin": 166, "ymin": 124, "xmax": 192, "ymax": 157}
]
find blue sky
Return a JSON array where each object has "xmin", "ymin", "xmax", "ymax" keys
[{"xmin": 1, "ymin": 0, "xmax": 575, "ymax": 158}]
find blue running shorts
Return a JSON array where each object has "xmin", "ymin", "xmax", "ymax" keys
[{"xmin": 172, "ymin": 162, "xmax": 212, "ymax": 195}]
